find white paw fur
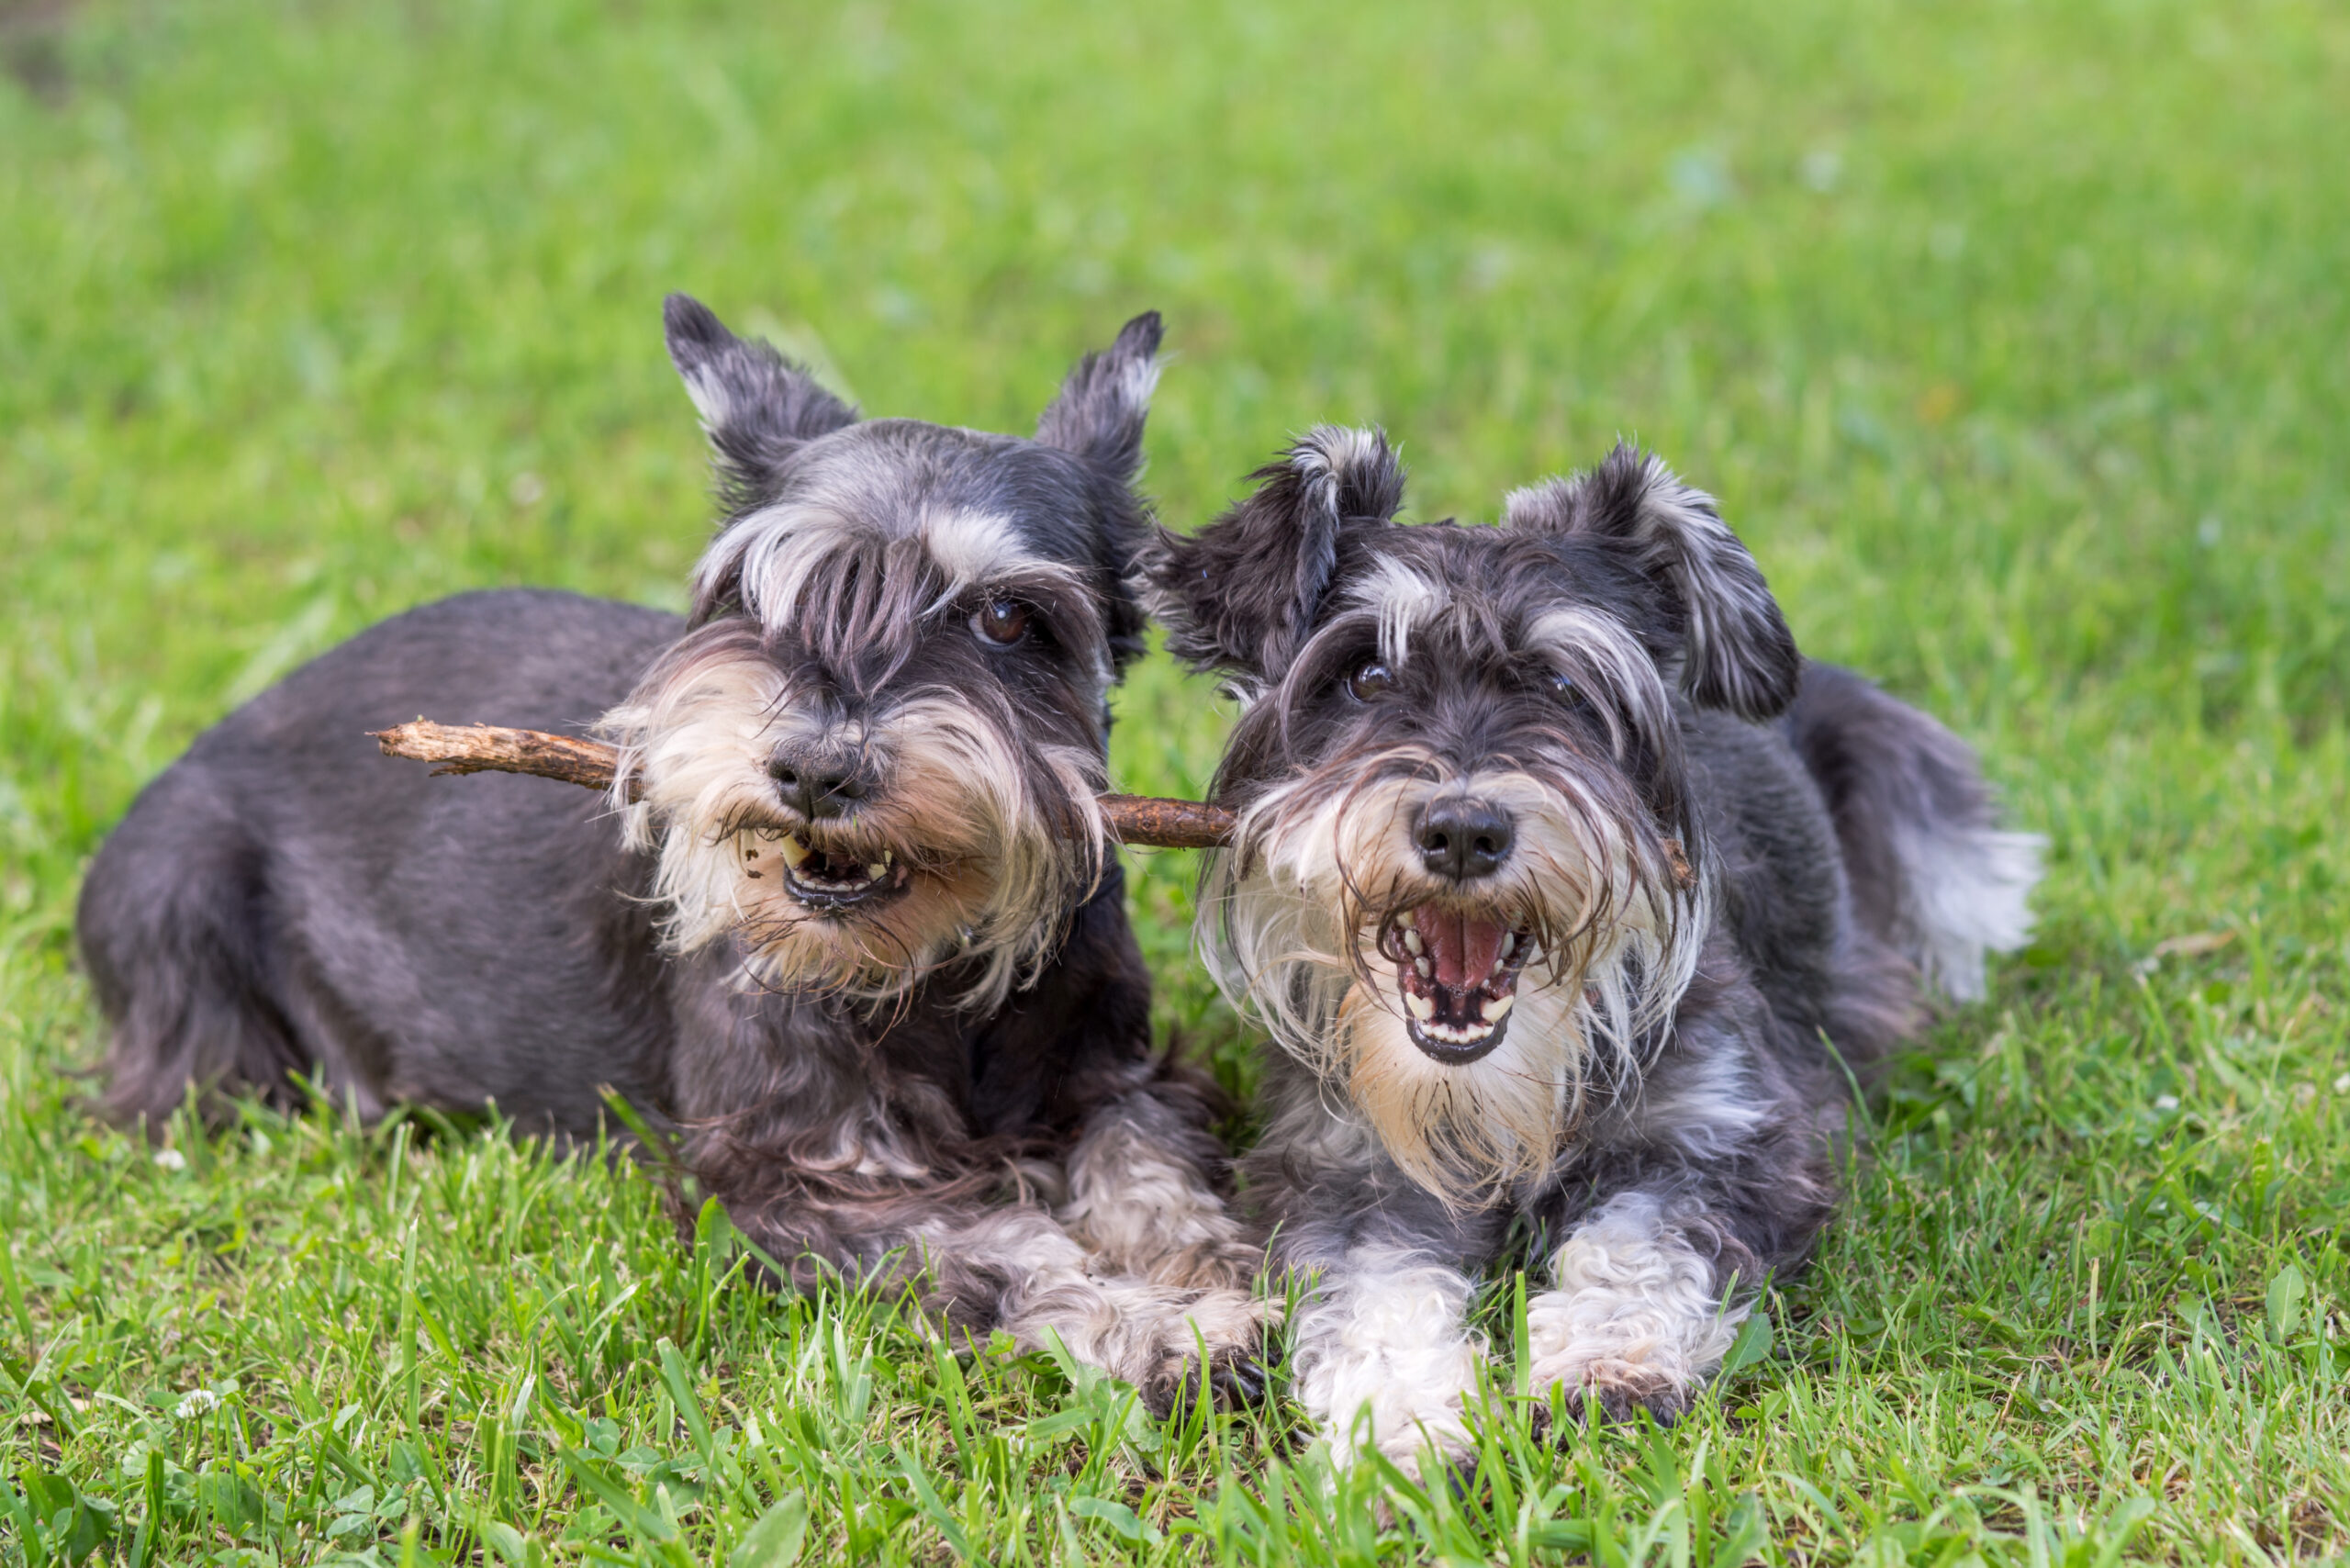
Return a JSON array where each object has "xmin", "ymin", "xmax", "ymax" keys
[
  {"xmin": 1523, "ymin": 1193, "xmax": 1743, "ymax": 1417},
  {"xmin": 1292, "ymin": 1248, "xmax": 1484, "ymax": 1470}
]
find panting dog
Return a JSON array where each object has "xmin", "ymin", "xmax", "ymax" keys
[{"xmin": 1144, "ymin": 429, "xmax": 2039, "ymax": 1465}]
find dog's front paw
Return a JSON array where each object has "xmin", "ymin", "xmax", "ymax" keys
[
  {"xmin": 1129, "ymin": 1287, "xmax": 1283, "ymax": 1413},
  {"xmin": 1175, "ymin": 1235, "xmax": 1273, "ymax": 1294},
  {"xmin": 1058, "ymin": 1099, "xmax": 1265, "ymax": 1292},
  {"xmin": 1522, "ymin": 1287, "xmax": 1725, "ymax": 1428},
  {"xmin": 1526, "ymin": 1351, "xmax": 1695, "ymax": 1428},
  {"xmin": 1304, "ymin": 1356, "xmax": 1481, "ymax": 1476},
  {"xmin": 1169, "ymin": 1333, "xmax": 1280, "ymax": 1413}
]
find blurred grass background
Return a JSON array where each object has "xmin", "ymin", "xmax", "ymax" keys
[{"xmin": 3, "ymin": 0, "xmax": 2348, "ymax": 1562}]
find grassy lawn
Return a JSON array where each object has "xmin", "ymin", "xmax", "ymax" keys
[{"xmin": 5, "ymin": 0, "xmax": 2348, "ymax": 1561}]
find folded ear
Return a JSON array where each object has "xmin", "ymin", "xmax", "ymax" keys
[
  {"xmin": 1144, "ymin": 426, "xmax": 1404, "ymax": 683},
  {"xmin": 1035, "ymin": 311, "xmax": 1163, "ymax": 482},
  {"xmin": 664, "ymin": 293, "xmax": 859, "ymax": 509},
  {"xmin": 1503, "ymin": 442, "xmax": 1799, "ymax": 720}
]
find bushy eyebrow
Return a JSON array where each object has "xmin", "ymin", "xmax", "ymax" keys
[
  {"xmin": 920, "ymin": 508, "xmax": 1092, "ymax": 606},
  {"xmin": 1515, "ymin": 604, "xmax": 1677, "ymax": 754},
  {"xmin": 1339, "ymin": 554, "xmax": 1452, "ymax": 666},
  {"xmin": 717, "ymin": 527, "xmax": 1109, "ymax": 699}
]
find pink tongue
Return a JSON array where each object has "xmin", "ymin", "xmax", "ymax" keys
[{"xmin": 1426, "ymin": 909, "xmax": 1507, "ymax": 989}]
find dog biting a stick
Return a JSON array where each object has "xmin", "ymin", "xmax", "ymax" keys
[{"xmin": 81, "ymin": 297, "xmax": 1274, "ymax": 1409}]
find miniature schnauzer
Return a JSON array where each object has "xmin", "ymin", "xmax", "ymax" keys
[
  {"xmin": 1144, "ymin": 429, "xmax": 2039, "ymax": 1465},
  {"xmin": 79, "ymin": 296, "xmax": 1267, "ymax": 1405}
]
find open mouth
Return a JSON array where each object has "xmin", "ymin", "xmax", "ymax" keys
[
  {"xmin": 744, "ymin": 827, "xmax": 912, "ymax": 914},
  {"xmin": 1384, "ymin": 907, "xmax": 1536, "ymax": 1064}
]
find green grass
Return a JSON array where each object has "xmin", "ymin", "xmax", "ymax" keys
[{"xmin": 4, "ymin": 0, "xmax": 2348, "ymax": 1561}]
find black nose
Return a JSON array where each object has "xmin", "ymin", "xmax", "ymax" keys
[
  {"xmin": 768, "ymin": 749, "xmax": 869, "ymax": 821},
  {"xmin": 1415, "ymin": 797, "xmax": 1514, "ymax": 881}
]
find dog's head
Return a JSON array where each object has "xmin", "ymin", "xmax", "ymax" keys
[
  {"xmin": 1144, "ymin": 429, "xmax": 1799, "ymax": 1197},
  {"xmin": 604, "ymin": 294, "xmax": 1163, "ymax": 1008}
]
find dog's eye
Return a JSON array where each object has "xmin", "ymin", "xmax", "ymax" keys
[
  {"xmin": 1549, "ymin": 667, "xmax": 1598, "ymax": 712},
  {"xmin": 1347, "ymin": 661, "xmax": 1396, "ymax": 701},
  {"xmin": 971, "ymin": 597, "xmax": 1033, "ymax": 647}
]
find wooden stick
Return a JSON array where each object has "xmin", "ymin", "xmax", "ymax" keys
[
  {"xmin": 368, "ymin": 721, "xmax": 1692, "ymax": 879},
  {"xmin": 370, "ymin": 719, "xmax": 1239, "ymax": 850},
  {"xmin": 372, "ymin": 721, "xmax": 628, "ymax": 794},
  {"xmin": 1092, "ymin": 793, "xmax": 1234, "ymax": 851}
]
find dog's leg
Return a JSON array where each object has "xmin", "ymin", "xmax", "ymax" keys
[
  {"xmin": 1057, "ymin": 1086, "xmax": 1261, "ymax": 1291},
  {"xmin": 1522, "ymin": 997, "xmax": 1840, "ymax": 1424},
  {"xmin": 722, "ymin": 1179, "xmax": 1270, "ymax": 1410},
  {"xmin": 1251, "ymin": 1098, "xmax": 1506, "ymax": 1473},
  {"xmin": 1521, "ymin": 1190, "xmax": 1748, "ymax": 1424},
  {"xmin": 1288, "ymin": 1242, "xmax": 1488, "ymax": 1474},
  {"xmin": 917, "ymin": 1204, "xmax": 1273, "ymax": 1408}
]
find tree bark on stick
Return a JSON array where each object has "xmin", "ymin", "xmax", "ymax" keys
[{"xmin": 370, "ymin": 720, "xmax": 1238, "ymax": 850}]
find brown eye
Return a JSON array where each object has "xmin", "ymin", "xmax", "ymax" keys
[
  {"xmin": 1347, "ymin": 661, "xmax": 1396, "ymax": 700},
  {"xmin": 971, "ymin": 597, "xmax": 1033, "ymax": 646}
]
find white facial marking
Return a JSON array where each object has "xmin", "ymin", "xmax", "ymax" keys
[{"xmin": 1344, "ymin": 555, "xmax": 1451, "ymax": 667}]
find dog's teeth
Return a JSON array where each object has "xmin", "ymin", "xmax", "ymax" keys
[
  {"xmin": 1397, "ymin": 909, "xmax": 1416, "ymax": 929},
  {"xmin": 1403, "ymin": 928, "xmax": 1424, "ymax": 957},
  {"xmin": 1499, "ymin": 932, "xmax": 1516, "ymax": 960},
  {"xmin": 778, "ymin": 834, "xmax": 811, "ymax": 868},
  {"xmin": 1404, "ymin": 991, "xmax": 1434, "ymax": 1020},
  {"xmin": 1481, "ymin": 994, "xmax": 1514, "ymax": 1023},
  {"xmin": 865, "ymin": 862, "xmax": 889, "ymax": 881},
  {"xmin": 1414, "ymin": 956, "xmax": 1433, "ymax": 980}
]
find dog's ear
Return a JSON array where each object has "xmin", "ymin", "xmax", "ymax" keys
[
  {"xmin": 1035, "ymin": 311, "xmax": 1163, "ymax": 482},
  {"xmin": 1503, "ymin": 442, "xmax": 1799, "ymax": 720},
  {"xmin": 1145, "ymin": 426, "xmax": 1405, "ymax": 681},
  {"xmin": 664, "ymin": 293, "xmax": 859, "ymax": 509}
]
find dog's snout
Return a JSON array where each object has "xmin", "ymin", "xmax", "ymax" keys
[
  {"xmin": 1415, "ymin": 798, "xmax": 1515, "ymax": 881},
  {"xmin": 768, "ymin": 746, "xmax": 870, "ymax": 821}
]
